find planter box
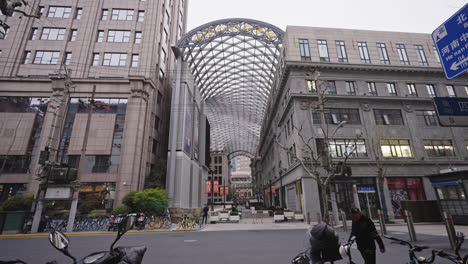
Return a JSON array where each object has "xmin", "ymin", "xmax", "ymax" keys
[
  {"xmin": 229, "ymin": 215, "xmax": 240, "ymax": 222},
  {"xmin": 219, "ymin": 213, "xmax": 230, "ymax": 220},
  {"xmin": 284, "ymin": 212, "xmax": 294, "ymax": 219},
  {"xmin": 274, "ymin": 214, "xmax": 284, "ymax": 222},
  {"xmin": 209, "ymin": 214, "xmax": 219, "ymax": 223},
  {"xmin": 294, "ymin": 214, "xmax": 304, "ymax": 221}
]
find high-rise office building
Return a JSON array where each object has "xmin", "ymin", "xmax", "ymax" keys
[{"xmin": 0, "ymin": 0, "xmax": 187, "ymax": 210}]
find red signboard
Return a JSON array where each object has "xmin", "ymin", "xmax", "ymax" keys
[
  {"xmin": 406, "ymin": 178, "xmax": 422, "ymax": 188},
  {"xmin": 213, "ymin": 180, "xmax": 219, "ymax": 194},
  {"xmin": 271, "ymin": 185, "xmax": 276, "ymax": 195},
  {"xmin": 205, "ymin": 180, "xmax": 211, "ymax": 194},
  {"xmin": 387, "ymin": 178, "xmax": 406, "ymax": 189},
  {"xmin": 224, "ymin": 187, "xmax": 229, "ymax": 196},
  {"xmin": 219, "ymin": 186, "xmax": 224, "ymax": 195}
]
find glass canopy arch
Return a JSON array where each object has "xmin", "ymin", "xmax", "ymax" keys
[{"xmin": 176, "ymin": 18, "xmax": 284, "ymax": 156}]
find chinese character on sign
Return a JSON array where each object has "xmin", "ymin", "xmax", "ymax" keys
[
  {"xmin": 451, "ymin": 39, "xmax": 460, "ymax": 49},
  {"xmin": 441, "ymin": 45, "xmax": 450, "ymax": 56},
  {"xmin": 457, "ymin": 13, "xmax": 467, "ymax": 24}
]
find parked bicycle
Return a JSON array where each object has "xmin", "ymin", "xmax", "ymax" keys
[
  {"xmin": 384, "ymin": 235, "xmax": 438, "ymax": 264},
  {"xmin": 434, "ymin": 232, "xmax": 467, "ymax": 264}
]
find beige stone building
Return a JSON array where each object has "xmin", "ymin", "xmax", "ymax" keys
[
  {"xmin": 255, "ymin": 26, "xmax": 468, "ymax": 221},
  {"xmin": 0, "ymin": 0, "xmax": 187, "ymax": 212}
]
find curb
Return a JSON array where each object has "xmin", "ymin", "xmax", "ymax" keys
[{"xmin": 0, "ymin": 229, "xmax": 198, "ymax": 238}]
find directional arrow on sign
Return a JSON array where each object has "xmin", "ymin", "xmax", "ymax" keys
[{"xmin": 450, "ymin": 57, "xmax": 468, "ymax": 71}]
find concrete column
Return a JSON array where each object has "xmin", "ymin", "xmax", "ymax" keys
[
  {"xmin": 422, "ymin": 177, "xmax": 436, "ymax": 200},
  {"xmin": 331, "ymin": 189, "xmax": 340, "ymax": 225},
  {"xmin": 301, "ymin": 177, "xmax": 321, "ymax": 221},
  {"xmin": 115, "ymin": 80, "xmax": 149, "ymax": 205},
  {"xmin": 383, "ymin": 178, "xmax": 395, "ymax": 220}
]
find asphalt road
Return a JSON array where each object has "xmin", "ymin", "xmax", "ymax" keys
[{"xmin": 0, "ymin": 229, "xmax": 466, "ymax": 264}]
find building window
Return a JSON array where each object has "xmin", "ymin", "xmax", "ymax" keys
[
  {"xmin": 414, "ymin": 45, "xmax": 428, "ymax": 66},
  {"xmin": 69, "ymin": 29, "xmax": 77, "ymax": 41},
  {"xmin": 358, "ymin": 42, "xmax": 371, "ymax": 64},
  {"xmin": 435, "ymin": 184, "xmax": 465, "ymax": 200},
  {"xmin": 424, "ymin": 140, "xmax": 455, "ymax": 157},
  {"xmin": 157, "ymin": 91, "xmax": 162, "ymax": 104},
  {"xmin": 160, "ymin": 48, "xmax": 166, "ymax": 66},
  {"xmin": 306, "ymin": 80, "xmax": 317, "ymax": 93},
  {"xmin": 433, "ymin": 46, "xmax": 441, "ymax": 64},
  {"xmin": 135, "ymin": 32, "xmax": 142, "ymax": 43},
  {"xmin": 30, "ymin": 28, "xmax": 38, "ymax": 40},
  {"xmin": 22, "ymin": 51, "xmax": 31, "ymax": 64},
  {"xmin": 111, "ymin": 9, "xmax": 134, "ymax": 20},
  {"xmin": 387, "ymin": 83, "xmax": 397, "ymax": 96},
  {"xmin": 159, "ymin": 69, "xmax": 165, "ymax": 82},
  {"xmin": 396, "ymin": 44, "xmax": 410, "ymax": 65},
  {"xmin": 162, "ymin": 28, "xmax": 168, "ymax": 44},
  {"xmin": 318, "ymin": 139, "xmax": 368, "ymax": 158},
  {"xmin": 75, "ymin": 8, "xmax": 82, "ymax": 19},
  {"xmin": 374, "ymin": 109, "xmax": 404, "ymax": 125},
  {"xmin": 447, "ymin": 85, "xmax": 456, "ymax": 97},
  {"xmin": 33, "ymin": 51, "xmax": 60, "ymax": 64},
  {"xmin": 131, "ymin": 54, "xmax": 139, "ymax": 67},
  {"xmin": 165, "ymin": 9, "xmax": 170, "ymax": 25},
  {"xmin": 38, "ymin": 6, "xmax": 44, "ymax": 16},
  {"xmin": 335, "ymin": 40, "xmax": 348, "ymax": 63},
  {"xmin": 407, "ymin": 83, "xmax": 417, "ymax": 97},
  {"xmin": 298, "ymin": 39, "xmax": 311, "ymax": 61},
  {"xmin": 380, "ymin": 139, "xmax": 413, "ymax": 158},
  {"xmin": 377, "ymin": 43, "xmax": 390, "ymax": 64},
  {"xmin": 107, "ymin": 30, "xmax": 130, "ymax": 43},
  {"xmin": 426, "ymin": 84, "xmax": 436, "ymax": 97},
  {"xmin": 97, "ymin": 30, "xmax": 104, "ymax": 42},
  {"xmin": 64, "ymin": 52, "xmax": 72, "ymax": 65},
  {"xmin": 92, "ymin": 53, "xmax": 100, "ymax": 66},
  {"xmin": 154, "ymin": 116, "xmax": 160, "ymax": 130},
  {"xmin": 41, "ymin": 28, "xmax": 66, "ymax": 40},
  {"xmin": 327, "ymin": 80, "xmax": 337, "ymax": 95},
  {"xmin": 138, "ymin": 11, "xmax": 145, "ymax": 22},
  {"xmin": 103, "ymin": 53, "xmax": 127, "ymax": 66},
  {"xmin": 101, "ymin": 9, "xmax": 108, "ymax": 20},
  {"xmin": 317, "ymin": 40, "xmax": 329, "ymax": 62},
  {"xmin": 416, "ymin": 110, "xmax": 438, "ymax": 126},
  {"xmin": 47, "ymin": 6, "xmax": 72, "ymax": 18},
  {"xmin": 313, "ymin": 108, "xmax": 361, "ymax": 125},
  {"xmin": 367, "ymin": 82, "xmax": 377, "ymax": 96},
  {"xmin": 2, "ymin": 28, "xmax": 9, "ymax": 39},
  {"xmin": 345, "ymin": 81, "xmax": 356, "ymax": 95}
]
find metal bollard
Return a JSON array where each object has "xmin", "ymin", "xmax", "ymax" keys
[
  {"xmin": 307, "ymin": 212, "xmax": 311, "ymax": 225},
  {"xmin": 378, "ymin": 209, "xmax": 387, "ymax": 235},
  {"xmin": 341, "ymin": 210, "xmax": 347, "ymax": 231},
  {"xmin": 329, "ymin": 211, "xmax": 335, "ymax": 226},
  {"xmin": 405, "ymin": 210, "xmax": 417, "ymax": 242},
  {"xmin": 317, "ymin": 212, "xmax": 322, "ymax": 224},
  {"xmin": 443, "ymin": 211, "xmax": 457, "ymax": 249}
]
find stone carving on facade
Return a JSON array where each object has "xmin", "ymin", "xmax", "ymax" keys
[
  {"xmin": 402, "ymin": 102, "xmax": 413, "ymax": 113},
  {"xmin": 359, "ymin": 101, "xmax": 371, "ymax": 112}
]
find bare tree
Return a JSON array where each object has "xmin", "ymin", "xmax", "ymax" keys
[{"xmin": 275, "ymin": 74, "xmax": 358, "ymax": 223}]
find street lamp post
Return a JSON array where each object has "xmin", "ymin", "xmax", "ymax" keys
[{"xmin": 223, "ymin": 186, "xmax": 226, "ymax": 209}]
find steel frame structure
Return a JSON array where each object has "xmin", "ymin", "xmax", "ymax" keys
[{"xmin": 176, "ymin": 18, "xmax": 284, "ymax": 156}]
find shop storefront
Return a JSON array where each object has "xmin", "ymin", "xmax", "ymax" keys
[
  {"xmin": 429, "ymin": 170, "xmax": 468, "ymax": 224},
  {"xmin": 387, "ymin": 177, "xmax": 426, "ymax": 218},
  {"xmin": 335, "ymin": 178, "xmax": 380, "ymax": 219}
]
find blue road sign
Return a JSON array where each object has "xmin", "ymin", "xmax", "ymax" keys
[
  {"xmin": 433, "ymin": 97, "xmax": 468, "ymax": 126},
  {"xmin": 357, "ymin": 186, "xmax": 375, "ymax": 193},
  {"xmin": 432, "ymin": 3, "xmax": 468, "ymax": 80}
]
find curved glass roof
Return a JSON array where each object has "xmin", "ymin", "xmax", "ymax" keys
[{"xmin": 176, "ymin": 18, "xmax": 284, "ymax": 155}]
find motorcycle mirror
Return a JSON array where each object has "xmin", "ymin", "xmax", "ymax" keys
[
  {"xmin": 48, "ymin": 231, "xmax": 76, "ymax": 262},
  {"xmin": 111, "ymin": 215, "xmax": 135, "ymax": 251}
]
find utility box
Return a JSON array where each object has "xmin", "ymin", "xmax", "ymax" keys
[{"xmin": 49, "ymin": 167, "xmax": 77, "ymax": 183}]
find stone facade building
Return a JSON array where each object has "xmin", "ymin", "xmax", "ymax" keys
[
  {"xmin": 0, "ymin": 0, "xmax": 187, "ymax": 210},
  {"xmin": 255, "ymin": 26, "xmax": 468, "ymax": 220}
]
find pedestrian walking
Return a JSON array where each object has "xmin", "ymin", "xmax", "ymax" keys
[
  {"xmin": 348, "ymin": 208, "xmax": 385, "ymax": 264},
  {"xmin": 202, "ymin": 204, "xmax": 209, "ymax": 224}
]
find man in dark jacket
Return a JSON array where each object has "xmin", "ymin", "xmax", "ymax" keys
[
  {"xmin": 202, "ymin": 205, "xmax": 209, "ymax": 224},
  {"xmin": 308, "ymin": 223, "xmax": 342, "ymax": 264},
  {"xmin": 349, "ymin": 208, "xmax": 385, "ymax": 264}
]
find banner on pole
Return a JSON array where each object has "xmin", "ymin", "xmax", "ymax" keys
[
  {"xmin": 205, "ymin": 180, "xmax": 211, "ymax": 194},
  {"xmin": 213, "ymin": 180, "xmax": 219, "ymax": 193}
]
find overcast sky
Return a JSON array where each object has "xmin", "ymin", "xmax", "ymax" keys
[{"xmin": 187, "ymin": 0, "xmax": 466, "ymax": 34}]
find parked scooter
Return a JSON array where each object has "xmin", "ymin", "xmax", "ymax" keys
[
  {"xmin": 134, "ymin": 213, "xmax": 146, "ymax": 230},
  {"xmin": 49, "ymin": 214, "xmax": 147, "ymax": 264},
  {"xmin": 107, "ymin": 214, "xmax": 125, "ymax": 232}
]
